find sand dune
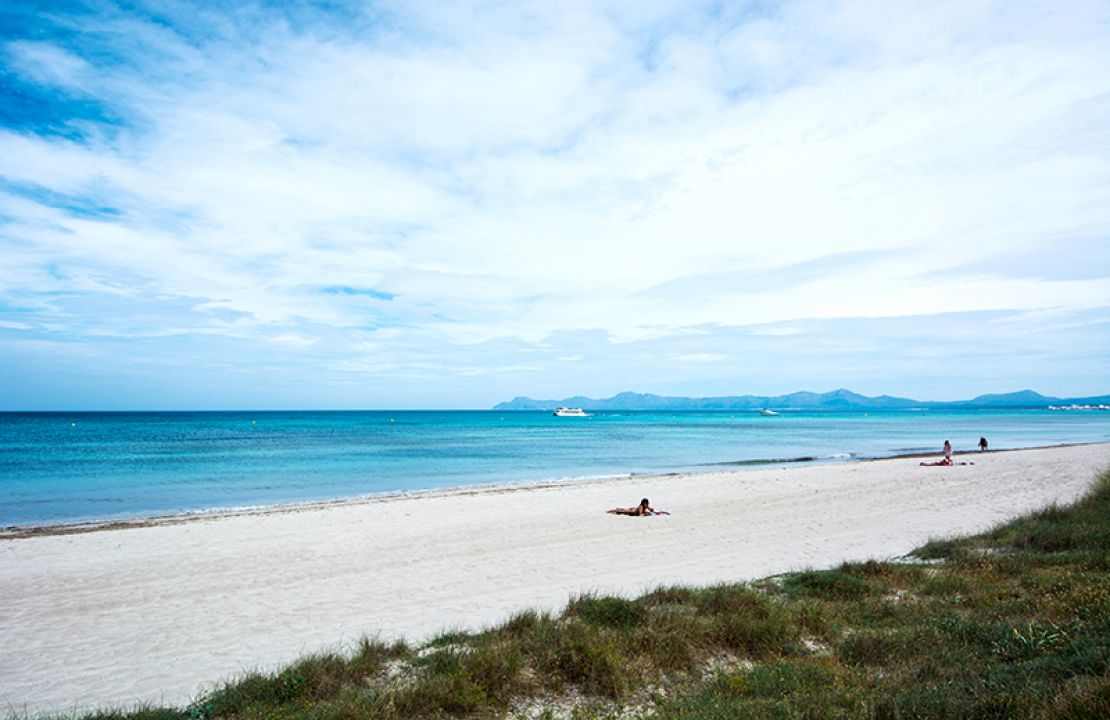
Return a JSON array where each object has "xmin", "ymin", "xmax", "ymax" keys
[{"xmin": 1, "ymin": 443, "xmax": 1107, "ymax": 716}]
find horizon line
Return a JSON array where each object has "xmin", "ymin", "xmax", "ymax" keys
[{"xmin": 4, "ymin": 386, "xmax": 1109, "ymax": 414}]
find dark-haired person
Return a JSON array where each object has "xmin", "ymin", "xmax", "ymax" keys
[
  {"xmin": 608, "ymin": 498, "xmax": 669, "ymax": 516},
  {"xmin": 920, "ymin": 440, "xmax": 954, "ymax": 466},
  {"xmin": 979, "ymin": 437, "xmax": 988, "ymax": 452}
]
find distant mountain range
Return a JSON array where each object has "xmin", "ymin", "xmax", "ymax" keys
[{"xmin": 492, "ymin": 389, "xmax": 1110, "ymax": 411}]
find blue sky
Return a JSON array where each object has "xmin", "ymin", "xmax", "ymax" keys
[{"xmin": 1, "ymin": 0, "xmax": 1108, "ymax": 409}]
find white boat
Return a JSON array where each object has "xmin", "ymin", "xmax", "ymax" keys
[
  {"xmin": 759, "ymin": 409, "xmax": 779, "ymax": 416},
  {"xmin": 553, "ymin": 407, "xmax": 590, "ymax": 417}
]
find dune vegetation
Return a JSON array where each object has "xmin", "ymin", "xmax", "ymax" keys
[{"xmin": 30, "ymin": 470, "xmax": 1110, "ymax": 720}]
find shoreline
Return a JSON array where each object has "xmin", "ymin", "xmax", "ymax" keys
[
  {"xmin": 3, "ymin": 441, "xmax": 1102, "ymax": 541},
  {"xmin": 2, "ymin": 443, "xmax": 1109, "ymax": 714}
]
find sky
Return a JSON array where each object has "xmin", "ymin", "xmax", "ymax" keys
[{"xmin": 1, "ymin": 0, "xmax": 1108, "ymax": 410}]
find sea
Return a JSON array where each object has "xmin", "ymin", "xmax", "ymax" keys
[{"xmin": 2, "ymin": 409, "xmax": 1109, "ymax": 527}]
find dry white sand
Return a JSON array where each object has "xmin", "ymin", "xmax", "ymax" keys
[{"xmin": 2, "ymin": 443, "xmax": 1108, "ymax": 716}]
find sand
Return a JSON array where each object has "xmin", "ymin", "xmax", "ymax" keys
[{"xmin": 2, "ymin": 443, "xmax": 1108, "ymax": 716}]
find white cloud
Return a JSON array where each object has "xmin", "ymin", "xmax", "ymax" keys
[
  {"xmin": 674, "ymin": 353, "xmax": 726, "ymax": 363},
  {"xmin": 4, "ymin": 40, "xmax": 92, "ymax": 91},
  {"xmin": 269, "ymin": 334, "xmax": 318, "ymax": 348}
]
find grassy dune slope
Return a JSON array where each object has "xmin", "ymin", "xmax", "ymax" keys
[{"xmin": 32, "ymin": 470, "xmax": 1110, "ymax": 720}]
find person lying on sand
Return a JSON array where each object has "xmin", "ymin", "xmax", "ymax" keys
[
  {"xmin": 920, "ymin": 458, "xmax": 975, "ymax": 466},
  {"xmin": 607, "ymin": 498, "xmax": 670, "ymax": 516}
]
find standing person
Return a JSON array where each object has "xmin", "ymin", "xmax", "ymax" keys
[{"xmin": 979, "ymin": 437, "xmax": 988, "ymax": 452}]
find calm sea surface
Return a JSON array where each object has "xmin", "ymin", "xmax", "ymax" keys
[{"xmin": 2, "ymin": 409, "xmax": 1109, "ymax": 527}]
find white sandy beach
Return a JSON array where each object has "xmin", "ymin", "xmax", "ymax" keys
[{"xmin": 2, "ymin": 443, "xmax": 1108, "ymax": 716}]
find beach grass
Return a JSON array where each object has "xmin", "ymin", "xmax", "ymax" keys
[{"xmin": 24, "ymin": 469, "xmax": 1110, "ymax": 720}]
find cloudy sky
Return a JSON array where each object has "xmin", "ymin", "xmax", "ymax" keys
[{"xmin": 1, "ymin": 0, "xmax": 1108, "ymax": 409}]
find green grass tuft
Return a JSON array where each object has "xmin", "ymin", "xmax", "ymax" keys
[
  {"xmin": 783, "ymin": 568, "xmax": 874, "ymax": 600},
  {"xmin": 565, "ymin": 593, "xmax": 647, "ymax": 630}
]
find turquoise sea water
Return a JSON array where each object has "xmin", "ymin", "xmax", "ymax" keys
[{"xmin": 2, "ymin": 409, "xmax": 1109, "ymax": 527}]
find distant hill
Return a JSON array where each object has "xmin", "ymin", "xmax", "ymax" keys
[{"xmin": 492, "ymin": 389, "xmax": 1110, "ymax": 411}]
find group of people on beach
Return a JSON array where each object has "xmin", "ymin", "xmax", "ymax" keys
[
  {"xmin": 612, "ymin": 438, "xmax": 991, "ymax": 516},
  {"xmin": 920, "ymin": 437, "xmax": 989, "ymax": 466}
]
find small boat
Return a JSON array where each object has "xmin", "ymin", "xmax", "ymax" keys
[
  {"xmin": 553, "ymin": 407, "xmax": 590, "ymax": 417},
  {"xmin": 759, "ymin": 409, "xmax": 779, "ymax": 416}
]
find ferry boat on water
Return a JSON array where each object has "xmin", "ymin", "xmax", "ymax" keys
[
  {"xmin": 553, "ymin": 407, "xmax": 590, "ymax": 417},
  {"xmin": 759, "ymin": 408, "xmax": 780, "ymax": 416}
]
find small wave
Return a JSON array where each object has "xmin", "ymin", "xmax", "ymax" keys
[
  {"xmin": 697, "ymin": 452, "xmax": 859, "ymax": 468},
  {"xmin": 700, "ymin": 456, "xmax": 809, "ymax": 467}
]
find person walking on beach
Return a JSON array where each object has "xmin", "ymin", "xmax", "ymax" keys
[{"xmin": 979, "ymin": 437, "xmax": 988, "ymax": 452}]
